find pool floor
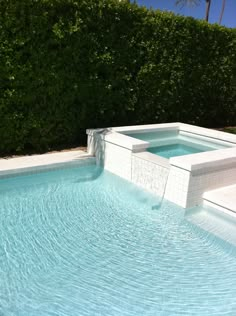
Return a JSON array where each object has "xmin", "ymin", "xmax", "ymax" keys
[{"xmin": 0, "ymin": 165, "xmax": 236, "ymax": 315}]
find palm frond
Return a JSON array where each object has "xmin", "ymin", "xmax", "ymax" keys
[{"xmin": 175, "ymin": 0, "xmax": 201, "ymax": 8}]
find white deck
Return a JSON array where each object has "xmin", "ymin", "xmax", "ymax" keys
[{"xmin": 0, "ymin": 150, "xmax": 94, "ymax": 177}]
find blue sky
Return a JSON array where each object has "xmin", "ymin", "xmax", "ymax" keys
[{"xmin": 135, "ymin": 0, "xmax": 236, "ymax": 28}]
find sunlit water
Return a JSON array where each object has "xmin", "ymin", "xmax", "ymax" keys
[{"xmin": 0, "ymin": 165, "xmax": 236, "ymax": 315}]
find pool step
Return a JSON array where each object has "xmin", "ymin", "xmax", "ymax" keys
[
  {"xmin": 203, "ymin": 184, "xmax": 236, "ymax": 215},
  {"xmin": 185, "ymin": 205, "xmax": 236, "ymax": 247}
]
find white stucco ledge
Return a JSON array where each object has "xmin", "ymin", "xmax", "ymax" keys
[
  {"xmin": 170, "ymin": 147, "xmax": 236, "ymax": 175},
  {"xmin": 104, "ymin": 132, "xmax": 149, "ymax": 151},
  {"xmin": 0, "ymin": 150, "xmax": 94, "ymax": 177},
  {"xmin": 180, "ymin": 123, "xmax": 236, "ymax": 145},
  {"xmin": 112, "ymin": 122, "xmax": 179, "ymax": 133},
  {"xmin": 203, "ymin": 184, "xmax": 236, "ymax": 213},
  {"xmin": 87, "ymin": 123, "xmax": 236, "ymax": 143}
]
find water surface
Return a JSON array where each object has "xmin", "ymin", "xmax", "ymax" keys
[{"xmin": 0, "ymin": 165, "xmax": 236, "ymax": 315}]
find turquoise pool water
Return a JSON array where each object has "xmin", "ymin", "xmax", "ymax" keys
[
  {"xmin": 148, "ymin": 144, "xmax": 204, "ymax": 158},
  {"xmin": 0, "ymin": 165, "xmax": 236, "ymax": 315}
]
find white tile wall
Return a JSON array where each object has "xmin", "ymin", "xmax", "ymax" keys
[
  {"xmin": 185, "ymin": 167, "xmax": 236, "ymax": 208},
  {"xmin": 164, "ymin": 166, "xmax": 236, "ymax": 209},
  {"xmin": 164, "ymin": 166, "xmax": 191, "ymax": 208},
  {"xmin": 103, "ymin": 142, "xmax": 132, "ymax": 180},
  {"xmin": 131, "ymin": 155, "xmax": 169, "ymax": 196}
]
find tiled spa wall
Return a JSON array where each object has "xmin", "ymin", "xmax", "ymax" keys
[{"xmin": 165, "ymin": 161, "xmax": 236, "ymax": 208}]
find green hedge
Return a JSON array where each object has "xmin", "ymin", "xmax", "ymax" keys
[{"xmin": 0, "ymin": 0, "xmax": 236, "ymax": 155}]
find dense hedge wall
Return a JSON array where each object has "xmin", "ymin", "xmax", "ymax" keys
[{"xmin": 0, "ymin": 0, "xmax": 236, "ymax": 155}]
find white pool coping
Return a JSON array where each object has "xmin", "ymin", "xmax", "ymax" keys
[
  {"xmin": 0, "ymin": 150, "xmax": 95, "ymax": 178},
  {"xmin": 113, "ymin": 122, "xmax": 236, "ymax": 144},
  {"xmin": 170, "ymin": 147, "xmax": 236, "ymax": 174}
]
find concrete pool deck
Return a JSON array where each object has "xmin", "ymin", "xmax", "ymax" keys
[{"xmin": 0, "ymin": 150, "xmax": 94, "ymax": 178}]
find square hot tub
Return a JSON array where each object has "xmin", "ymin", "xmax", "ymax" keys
[
  {"xmin": 87, "ymin": 123, "xmax": 236, "ymax": 208},
  {"xmin": 121, "ymin": 128, "xmax": 231, "ymax": 159}
]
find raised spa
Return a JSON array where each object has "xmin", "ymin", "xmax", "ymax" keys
[
  {"xmin": 87, "ymin": 122, "xmax": 236, "ymax": 209},
  {"xmin": 122, "ymin": 129, "xmax": 231, "ymax": 159}
]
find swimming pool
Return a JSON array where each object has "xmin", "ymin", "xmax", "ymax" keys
[{"xmin": 1, "ymin": 164, "xmax": 236, "ymax": 315}]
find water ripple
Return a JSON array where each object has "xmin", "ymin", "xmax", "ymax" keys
[{"xmin": 0, "ymin": 165, "xmax": 236, "ymax": 315}]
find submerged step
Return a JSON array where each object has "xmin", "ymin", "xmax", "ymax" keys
[
  {"xmin": 203, "ymin": 184, "xmax": 236, "ymax": 214},
  {"xmin": 185, "ymin": 205, "xmax": 236, "ymax": 247}
]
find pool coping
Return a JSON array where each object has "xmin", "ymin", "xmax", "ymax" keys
[{"xmin": 0, "ymin": 150, "xmax": 95, "ymax": 178}]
